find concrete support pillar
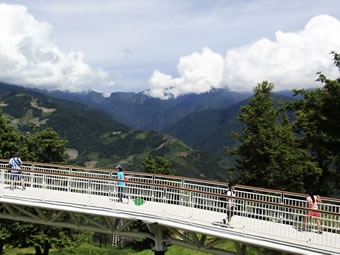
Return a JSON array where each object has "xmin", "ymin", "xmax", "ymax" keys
[{"xmin": 148, "ymin": 223, "xmax": 167, "ymax": 255}]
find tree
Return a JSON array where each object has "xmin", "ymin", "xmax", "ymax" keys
[
  {"xmin": 289, "ymin": 52, "xmax": 340, "ymax": 195},
  {"xmin": 26, "ymin": 225, "xmax": 83, "ymax": 255},
  {"xmin": 0, "ymin": 113, "xmax": 79, "ymax": 254},
  {"xmin": 272, "ymin": 112, "xmax": 321, "ymax": 192},
  {"xmin": 226, "ymin": 81, "xmax": 320, "ymax": 192},
  {"xmin": 7, "ymin": 219, "xmax": 83, "ymax": 255},
  {"xmin": 0, "ymin": 221, "xmax": 12, "ymax": 255},
  {"xmin": 141, "ymin": 154, "xmax": 175, "ymax": 175},
  {"xmin": 0, "ymin": 110, "xmax": 26, "ymax": 159},
  {"xmin": 27, "ymin": 128, "xmax": 68, "ymax": 163}
]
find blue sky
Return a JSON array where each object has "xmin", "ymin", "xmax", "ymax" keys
[{"xmin": 1, "ymin": 0, "xmax": 340, "ymax": 98}]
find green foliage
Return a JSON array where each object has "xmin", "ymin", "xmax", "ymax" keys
[
  {"xmin": 0, "ymin": 220, "xmax": 12, "ymax": 254},
  {"xmin": 227, "ymin": 81, "xmax": 321, "ymax": 192},
  {"xmin": 165, "ymin": 92, "xmax": 297, "ymax": 156},
  {"xmin": 289, "ymin": 51, "xmax": 340, "ymax": 195},
  {"xmin": 2, "ymin": 93, "xmax": 32, "ymax": 119},
  {"xmin": 26, "ymin": 128, "xmax": 68, "ymax": 163},
  {"xmin": 25, "ymin": 224, "xmax": 83, "ymax": 255},
  {"xmin": 2, "ymin": 218, "xmax": 85, "ymax": 255},
  {"xmin": 0, "ymin": 108, "xmax": 78, "ymax": 255},
  {"xmin": 0, "ymin": 110, "xmax": 26, "ymax": 159},
  {"xmin": 141, "ymin": 154, "xmax": 175, "ymax": 175},
  {"xmin": 3, "ymin": 235, "xmax": 282, "ymax": 255},
  {"xmin": 0, "ymin": 85, "xmax": 231, "ymax": 180},
  {"xmin": 166, "ymin": 107, "xmax": 241, "ymax": 155}
]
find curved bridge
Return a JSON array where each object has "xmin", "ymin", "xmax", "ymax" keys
[{"xmin": 0, "ymin": 161, "xmax": 339, "ymax": 255}]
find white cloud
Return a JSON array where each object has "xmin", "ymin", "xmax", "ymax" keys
[
  {"xmin": 147, "ymin": 15, "xmax": 340, "ymax": 98},
  {"xmin": 0, "ymin": 3, "xmax": 115, "ymax": 93},
  {"xmin": 2, "ymin": 2, "xmax": 340, "ymax": 99},
  {"xmin": 147, "ymin": 48, "xmax": 224, "ymax": 99}
]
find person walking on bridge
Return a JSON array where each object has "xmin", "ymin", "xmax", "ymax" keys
[
  {"xmin": 116, "ymin": 164, "xmax": 125, "ymax": 202},
  {"xmin": 300, "ymin": 191, "xmax": 322, "ymax": 233},
  {"xmin": 223, "ymin": 182, "xmax": 236, "ymax": 226},
  {"xmin": 9, "ymin": 153, "xmax": 25, "ymax": 190}
]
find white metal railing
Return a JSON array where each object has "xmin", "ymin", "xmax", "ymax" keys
[
  {"xmin": 1, "ymin": 161, "xmax": 339, "ymax": 206},
  {"xmin": 0, "ymin": 161, "xmax": 340, "ymax": 254},
  {"xmin": 1, "ymin": 160, "xmax": 340, "ymax": 211}
]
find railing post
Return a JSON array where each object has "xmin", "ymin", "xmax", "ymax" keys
[
  {"xmin": 29, "ymin": 164, "xmax": 35, "ymax": 188},
  {"xmin": 190, "ymin": 191, "xmax": 193, "ymax": 207},
  {"xmin": 0, "ymin": 169, "xmax": 4, "ymax": 185},
  {"xmin": 180, "ymin": 178, "xmax": 185, "ymax": 205},
  {"xmin": 88, "ymin": 179, "xmax": 91, "ymax": 194},
  {"xmin": 28, "ymin": 172, "xmax": 33, "ymax": 189},
  {"xmin": 67, "ymin": 176, "xmax": 71, "ymax": 192},
  {"xmin": 43, "ymin": 174, "xmax": 46, "ymax": 189},
  {"xmin": 163, "ymin": 187, "xmax": 167, "ymax": 203},
  {"xmin": 152, "ymin": 175, "xmax": 156, "ymax": 202}
]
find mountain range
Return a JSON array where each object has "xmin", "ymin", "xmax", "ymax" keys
[
  {"xmin": 0, "ymin": 82, "xmax": 237, "ymax": 181},
  {"xmin": 45, "ymin": 88, "xmax": 252, "ymax": 131},
  {"xmin": 0, "ymin": 81, "xmax": 295, "ymax": 181},
  {"xmin": 43, "ymin": 87, "xmax": 295, "ymax": 155}
]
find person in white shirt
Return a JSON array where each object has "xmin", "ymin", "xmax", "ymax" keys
[
  {"xmin": 223, "ymin": 182, "xmax": 236, "ymax": 225},
  {"xmin": 9, "ymin": 153, "xmax": 25, "ymax": 190}
]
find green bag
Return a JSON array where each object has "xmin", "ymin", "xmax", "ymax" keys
[{"xmin": 134, "ymin": 198, "xmax": 145, "ymax": 206}]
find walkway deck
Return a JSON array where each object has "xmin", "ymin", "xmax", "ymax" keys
[{"xmin": 1, "ymin": 181, "xmax": 339, "ymax": 255}]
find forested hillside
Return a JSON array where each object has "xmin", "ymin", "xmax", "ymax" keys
[
  {"xmin": 1, "ymin": 52, "xmax": 340, "ymax": 196},
  {"xmin": 0, "ymin": 82, "xmax": 233, "ymax": 181},
  {"xmin": 43, "ymin": 87, "xmax": 297, "ymax": 156},
  {"xmin": 166, "ymin": 93, "xmax": 296, "ymax": 155},
  {"xmin": 44, "ymin": 88, "xmax": 252, "ymax": 130}
]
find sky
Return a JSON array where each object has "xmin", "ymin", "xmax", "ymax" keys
[{"xmin": 1, "ymin": 1, "xmax": 340, "ymax": 99}]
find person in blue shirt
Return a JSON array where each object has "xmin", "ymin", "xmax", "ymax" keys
[
  {"xmin": 116, "ymin": 164, "xmax": 125, "ymax": 202},
  {"xmin": 9, "ymin": 152, "xmax": 25, "ymax": 190}
]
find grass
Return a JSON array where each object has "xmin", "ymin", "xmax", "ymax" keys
[
  {"xmin": 4, "ymin": 233, "xmax": 268, "ymax": 255},
  {"xmin": 4, "ymin": 243, "xmax": 219, "ymax": 255}
]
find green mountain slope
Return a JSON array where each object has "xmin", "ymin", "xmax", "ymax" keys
[
  {"xmin": 166, "ymin": 93, "xmax": 297, "ymax": 155},
  {"xmin": 0, "ymin": 82, "xmax": 232, "ymax": 180},
  {"xmin": 165, "ymin": 100, "xmax": 246, "ymax": 155},
  {"xmin": 46, "ymin": 89, "xmax": 251, "ymax": 130}
]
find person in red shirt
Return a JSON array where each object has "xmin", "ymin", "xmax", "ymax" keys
[{"xmin": 300, "ymin": 191, "xmax": 322, "ymax": 233}]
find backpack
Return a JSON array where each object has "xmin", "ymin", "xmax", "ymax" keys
[
  {"xmin": 227, "ymin": 188, "xmax": 235, "ymax": 196},
  {"xmin": 8, "ymin": 157, "xmax": 21, "ymax": 168}
]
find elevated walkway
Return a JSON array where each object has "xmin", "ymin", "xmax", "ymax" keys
[{"xmin": 0, "ymin": 161, "xmax": 339, "ymax": 254}]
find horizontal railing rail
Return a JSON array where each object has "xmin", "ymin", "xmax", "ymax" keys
[
  {"xmin": 1, "ymin": 165, "xmax": 340, "ymax": 225},
  {"xmin": 0, "ymin": 163, "xmax": 340, "ymax": 254},
  {"xmin": 1, "ymin": 160, "xmax": 339, "ymax": 206}
]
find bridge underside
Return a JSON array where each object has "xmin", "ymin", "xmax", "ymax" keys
[{"xmin": 0, "ymin": 201, "xmax": 284, "ymax": 255}]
